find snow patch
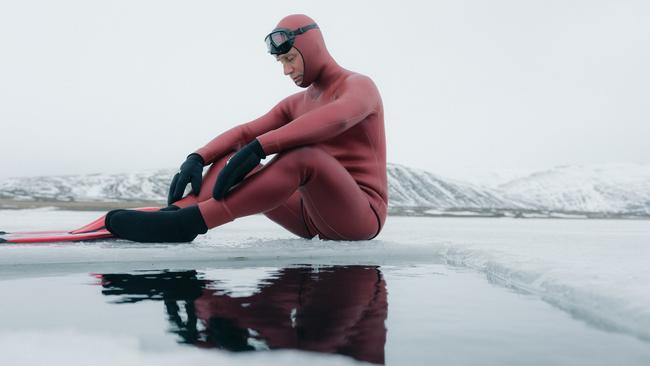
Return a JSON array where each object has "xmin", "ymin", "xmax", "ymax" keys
[{"xmin": 0, "ymin": 329, "xmax": 363, "ymax": 366}]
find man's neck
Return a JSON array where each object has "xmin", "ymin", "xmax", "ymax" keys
[{"xmin": 312, "ymin": 59, "xmax": 344, "ymax": 90}]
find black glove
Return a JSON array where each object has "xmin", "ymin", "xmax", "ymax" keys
[
  {"xmin": 167, "ymin": 153, "xmax": 205, "ymax": 205},
  {"xmin": 212, "ymin": 139, "xmax": 266, "ymax": 200}
]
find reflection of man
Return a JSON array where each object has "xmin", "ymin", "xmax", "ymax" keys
[{"xmin": 98, "ymin": 266, "xmax": 387, "ymax": 364}]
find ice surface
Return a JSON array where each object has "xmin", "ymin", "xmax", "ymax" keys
[
  {"xmin": 380, "ymin": 216, "xmax": 650, "ymax": 342},
  {"xmin": 0, "ymin": 329, "xmax": 362, "ymax": 366},
  {"xmin": 1, "ymin": 209, "xmax": 650, "ymax": 351}
]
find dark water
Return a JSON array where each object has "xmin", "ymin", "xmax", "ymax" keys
[
  {"xmin": 97, "ymin": 266, "xmax": 386, "ymax": 364},
  {"xmin": 1, "ymin": 264, "xmax": 650, "ymax": 365}
]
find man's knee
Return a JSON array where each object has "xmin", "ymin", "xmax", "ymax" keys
[{"xmin": 275, "ymin": 146, "xmax": 328, "ymax": 168}]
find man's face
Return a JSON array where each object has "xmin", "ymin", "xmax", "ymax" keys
[{"xmin": 276, "ymin": 47, "xmax": 304, "ymax": 86}]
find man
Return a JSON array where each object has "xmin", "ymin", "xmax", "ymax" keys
[{"xmin": 106, "ymin": 14, "xmax": 387, "ymax": 242}]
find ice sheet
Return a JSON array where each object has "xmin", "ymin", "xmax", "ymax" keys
[
  {"xmin": 1, "ymin": 209, "xmax": 650, "ymax": 343},
  {"xmin": 0, "ymin": 329, "xmax": 362, "ymax": 366}
]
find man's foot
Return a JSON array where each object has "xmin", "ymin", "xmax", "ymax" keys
[
  {"xmin": 105, "ymin": 205, "xmax": 208, "ymax": 243},
  {"xmin": 159, "ymin": 205, "xmax": 180, "ymax": 212}
]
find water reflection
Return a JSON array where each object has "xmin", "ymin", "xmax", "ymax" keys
[{"xmin": 97, "ymin": 265, "xmax": 387, "ymax": 364}]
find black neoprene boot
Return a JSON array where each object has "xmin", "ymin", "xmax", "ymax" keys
[
  {"xmin": 105, "ymin": 205, "xmax": 208, "ymax": 243},
  {"xmin": 159, "ymin": 205, "xmax": 180, "ymax": 211}
]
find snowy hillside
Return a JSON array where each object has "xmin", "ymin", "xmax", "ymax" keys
[
  {"xmin": 1, "ymin": 163, "xmax": 649, "ymax": 217},
  {"xmin": 0, "ymin": 164, "xmax": 530, "ymax": 213},
  {"xmin": 387, "ymin": 164, "xmax": 531, "ymax": 210},
  {"xmin": 0, "ymin": 170, "xmax": 173, "ymax": 202},
  {"xmin": 499, "ymin": 164, "xmax": 650, "ymax": 215}
]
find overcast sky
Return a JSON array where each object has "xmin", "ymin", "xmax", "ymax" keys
[{"xmin": 1, "ymin": 0, "xmax": 648, "ymax": 181}]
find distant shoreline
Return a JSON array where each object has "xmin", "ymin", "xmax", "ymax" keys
[
  {"xmin": 1, "ymin": 199, "xmax": 648, "ymax": 220},
  {"xmin": 0, "ymin": 199, "xmax": 164, "ymax": 211}
]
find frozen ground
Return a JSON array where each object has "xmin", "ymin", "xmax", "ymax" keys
[{"xmin": 1, "ymin": 209, "xmax": 650, "ymax": 365}]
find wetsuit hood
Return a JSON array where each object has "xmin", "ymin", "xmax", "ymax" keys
[{"xmin": 272, "ymin": 14, "xmax": 336, "ymax": 88}]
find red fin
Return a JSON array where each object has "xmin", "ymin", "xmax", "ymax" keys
[
  {"xmin": 0, "ymin": 207, "xmax": 161, "ymax": 243},
  {"xmin": 2, "ymin": 230, "xmax": 113, "ymax": 244}
]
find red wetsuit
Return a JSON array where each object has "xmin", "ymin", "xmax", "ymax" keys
[{"xmin": 175, "ymin": 14, "xmax": 387, "ymax": 240}]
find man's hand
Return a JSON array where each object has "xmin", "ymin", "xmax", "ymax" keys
[
  {"xmin": 212, "ymin": 139, "xmax": 266, "ymax": 200},
  {"xmin": 167, "ymin": 154, "xmax": 205, "ymax": 205}
]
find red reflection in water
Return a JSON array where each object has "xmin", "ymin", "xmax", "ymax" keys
[{"xmin": 97, "ymin": 266, "xmax": 387, "ymax": 364}]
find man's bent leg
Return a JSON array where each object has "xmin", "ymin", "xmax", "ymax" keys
[
  {"xmin": 173, "ymin": 152, "xmax": 312, "ymax": 239},
  {"xmin": 108, "ymin": 147, "xmax": 376, "ymax": 242},
  {"xmin": 198, "ymin": 146, "xmax": 378, "ymax": 240}
]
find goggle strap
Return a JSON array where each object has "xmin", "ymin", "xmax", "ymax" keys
[{"xmin": 292, "ymin": 23, "xmax": 319, "ymax": 36}]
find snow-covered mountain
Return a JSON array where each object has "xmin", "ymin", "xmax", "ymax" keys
[
  {"xmin": 1, "ymin": 163, "xmax": 649, "ymax": 217},
  {"xmin": 387, "ymin": 164, "xmax": 531, "ymax": 210},
  {"xmin": 499, "ymin": 164, "xmax": 650, "ymax": 216},
  {"xmin": 0, "ymin": 164, "xmax": 529, "ymax": 210},
  {"xmin": 0, "ymin": 170, "xmax": 173, "ymax": 202}
]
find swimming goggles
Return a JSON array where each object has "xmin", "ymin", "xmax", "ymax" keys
[{"xmin": 265, "ymin": 23, "xmax": 319, "ymax": 55}]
